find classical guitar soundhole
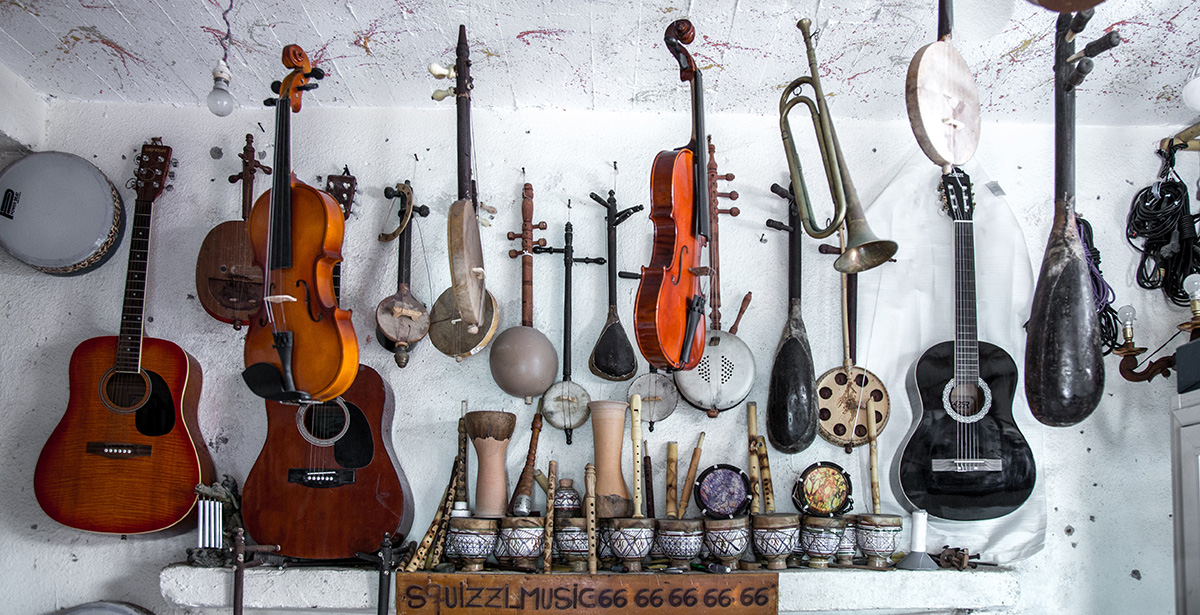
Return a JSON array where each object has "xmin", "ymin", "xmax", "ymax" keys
[
  {"xmin": 100, "ymin": 369, "xmax": 151, "ymax": 413},
  {"xmin": 296, "ymin": 398, "xmax": 351, "ymax": 446}
]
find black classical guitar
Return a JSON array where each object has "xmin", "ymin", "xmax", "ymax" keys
[{"xmin": 894, "ymin": 168, "xmax": 1035, "ymax": 521}]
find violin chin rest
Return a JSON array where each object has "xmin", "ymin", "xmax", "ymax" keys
[{"xmin": 242, "ymin": 362, "xmax": 312, "ymax": 403}]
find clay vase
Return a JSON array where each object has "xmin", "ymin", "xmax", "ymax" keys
[
  {"xmin": 448, "ymin": 517, "xmax": 499, "ymax": 572},
  {"xmin": 751, "ymin": 513, "xmax": 800, "ymax": 570},
  {"xmin": 589, "ymin": 400, "xmax": 631, "ymax": 518},
  {"xmin": 857, "ymin": 513, "xmax": 903, "ymax": 569},
  {"xmin": 498, "ymin": 516, "xmax": 546, "ymax": 569},
  {"xmin": 657, "ymin": 518, "xmax": 705, "ymax": 569},
  {"xmin": 836, "ymin": 514, "xmax": 859, "ymax": 565},
  {"xmin": 802, "ymin": 516, "xmax": 846, "ymax": 568},
  {"xmin": 465, "ymin": 411, "xmax": 516, "ymax": 519},
  {"xmin": 703, "ymin": 517, "xmax": 750, "ymax": 568},
  {"xmin": 554, "ymin": 517, "xmax": 590, "ymax": 572},
  {"xmin": 553, "ymin": 478, "xmax": 582, "ymax": 522},
  {"xmin": 609, "ymin": 518, "xmax": 655, "ymax": 572}
]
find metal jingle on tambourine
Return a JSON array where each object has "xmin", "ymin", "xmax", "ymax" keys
[
  {"xmin": 627, "ymin": 371, "xmax": 679, "ymax": 432},
  {"xmin": 539, "ymin": 380, "xmax": 591, "ymax": 444},
  {"xmin": 815, "ymin": 365, "xmax": 890, "ymax": 449}
]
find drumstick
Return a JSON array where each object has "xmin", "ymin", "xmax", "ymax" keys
[
  {"xmin": 756, "ymin": 436, "xmax": 775, "ymax": 514},
  {"xmin": 585, "ymin": 463, "xmax": 597, "ymax": 574},
  {"xmin": 677, "ymin": 432, "xmax": 705, "ymax": 517},
  {"xmin": 747, "ymin": 402, "xmax": 762, "ymax": 515},
  {"xmin": 630, "ymin": 394, "xmax": 644, "ymax": 518},
  {"xmin": 543, "ymin": 460, "xmax": 557, "ymax": 574},
  {"xmin": 867, "ymin": 398, "xmax": 881, "ymax": 514},
  {"xmin": 643, "ymin": 441, "xmax": 656, "ymax": 519},
  {"xmin": 665, "ymin": 442, "xmax": 679, "ymax": 519}
]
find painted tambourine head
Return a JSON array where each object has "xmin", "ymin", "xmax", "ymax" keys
[
  {"xmin": 694, "ymin": 464, "xmax": 752, "ymax": 519},
  {"xmin": 792, "ymin": 460, "xmax": 853, "ymax": 517}
]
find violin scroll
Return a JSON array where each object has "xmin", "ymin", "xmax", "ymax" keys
[{"xmin": 664, "ymin": 20, "xmax": 697, "ymax": 80}]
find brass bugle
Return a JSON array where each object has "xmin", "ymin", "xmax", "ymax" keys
[{"xmin": 779, "ymin": 18, "xmax": 897, "ymax": 273}]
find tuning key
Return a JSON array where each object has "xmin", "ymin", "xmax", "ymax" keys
[
  {"xmin": 432, "ymin": 88, "xmax": 455, "ymax": 101},
  {"xmin": 306, "ymin": 67, "xmax": 325, "ymax": 79},
  {"xmin": 264, "ymin": 98, "xmax": 278, "ymax": 107},
  {"xmin": 271, "ymin": 81, "xmax": 282, "ymax": 94},
  {"xmin": 429, "ymin": 62, "xmax": 456, "ymax": 79},
  {"xmin": 479, "ymin": 203, "xmax": 497, "ymax": 214}
]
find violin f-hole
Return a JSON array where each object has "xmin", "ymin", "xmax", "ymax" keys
[
  {"xmin": 670, "ymin": 245, "xmax": 689, "ymax": 285},
  {"xmin": 295, "ymin": 279, "xmax": 323, "ymax": 322}
]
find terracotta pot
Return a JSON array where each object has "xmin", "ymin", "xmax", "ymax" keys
[
  {"xmin": 589, "ymin": 400, "xmax": 631, "ymax": 518},
  {"xmin": 465, "ymin": 411, "xmax": 516, "ymax": 519}
]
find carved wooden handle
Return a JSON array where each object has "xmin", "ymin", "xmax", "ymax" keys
[
  {"xmin": 665, "ymin": 442, "xmax": 679, "ymax": 519},
  {"xmin": 747, "ymin": 402, "xmax": 761, "ymax": 515},
  {"xmin": 756, "ymin": 435, "xmax": 774, "ymax": 514},
  {"xmin": 677, "ymin": 433, "xmax": 705, "ymax": 517},
  {"xmin": 508, "ymin": 413, "xmax": 543, "ymax": 515},
  {"xmin": 585, "ymin": 463, "xmax": 597, "ymax": 574}
]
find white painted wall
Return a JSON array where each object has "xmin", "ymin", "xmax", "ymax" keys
[
  {"xmin": 0, "ymin": 60, "xmax": 46, "ymax": 153},
  {"xmin": 0, "ymin": 97, "xmax": 1184, "ymax": 615}
]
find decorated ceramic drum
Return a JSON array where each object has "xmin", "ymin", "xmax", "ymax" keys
[
  {"xmin": 857, "ymin": 513, "xmax": 902, "ymax": 569},
  {"xmin": 703, "ymin": 517, "xmax": 750, "ymax": 567},
  {"xmin": 836, "ymin": 514, "xmax": 859, "ymax": 565},
  {"xmin": 751, "ymin": 513, "xmax": 799, "ymax": 570},
  {"xmin": 694, "ymin": 464, "xmax": 753, "ymax": 519},
  {"xmin": 553, "ymin": 479, "xmax": 582, "ymax": 522},
  {"xmin": 498, "ymin": 517, "xmax": 545, "ymax": 569},
  {"xmin": 657, "ymin": 518, "xmax": 705, "ymax": 568},
  {"xmin": 554, "ymin": 518, "xmax": 590, "ymax": 572},
  {"xmin": 801, "ymin": 515, "xmax": 845, "ymax": 568},
  {"xmin": 448, "ymin": 517, "xmax": 499, "ymax": 572},
  {"xmin": 609, "ymin": 518, "xmax": 655, "ymax": 572},
  {"xmin": 792, "ymin": 461, "xmax": 853, "ymax": 517},
  {"xmin": 598, "ymin": 519, "xmax": 615, "ymax": 563}
]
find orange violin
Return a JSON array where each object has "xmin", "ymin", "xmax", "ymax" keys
[{"xmin": 242, "ymin": 45, "xmax": 358, "ymax": 403}]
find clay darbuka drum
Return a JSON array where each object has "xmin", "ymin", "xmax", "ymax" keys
[
  {"xmin": 0, "ymin": 152, "xmax": 125, "ymax": 275},
  {"xmin": 792, "ymin": 461, "xmax": 853, "ymax": 517},
  {"xmin": 694, "ymin": 464, "xmax": 752, "ymax": 519}
]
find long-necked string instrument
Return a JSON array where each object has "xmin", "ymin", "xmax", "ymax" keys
[
  {"xmin": 1026, "ymin": 10, "xmax": 1117, "ymax": 426},
  {"xmin": 588, "ymin": 189, "xmax": 642, "ymax": 381},
  {"xmin": 197, "ymin": 133, "xmax": 269, "ymax": 329},
  {"xmin": 376, "ymin": 181, "xmax": 431, "ymax": 368},
  {"xmin": 538, "ymin": 217, "xmax": 605, "ymax": 443},
  {"xmin": 675, "ymin": 137, "xmax": 754, "ymax": 416},
  {"xmin": 779, "ymin": 19, "xmax": 897, "ymax": 274},
  {"xmin": 816, "ymin": 225, "xmax": 891, "ymax": 451},
  {"xmin": 508, "ymin": 412, "xmax": 543, "ymax": 516},
  {"xmin": 634, "ymin": 19, "xmax": 710, "ymax": 372},
  {"xmin": 765, "ymin": 183, "xmax": 818, "ymax": 453},
  {"xmin": 242, "ymin": 45, "xmax": 358, "ymax": 403},
  {"xmin": 428, "ymin": 24, "xmax": 500, "ymax": 361},
  {"xmin": 490, "ymin": 183, "xmax": 558, "ymax": 403}
]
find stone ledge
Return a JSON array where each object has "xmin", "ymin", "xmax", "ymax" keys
[{"xmin": 161, "ymin": 563, "xmax": 1018, "ymax": 614}]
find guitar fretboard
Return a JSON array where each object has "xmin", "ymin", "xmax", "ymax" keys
[
  {"xmin": 953, "ymin": 219, "xmax": 979, "ymax": 388},
  {"xmin": 115, "ymin": 198, "xmax": 155, "ymax": 373}
]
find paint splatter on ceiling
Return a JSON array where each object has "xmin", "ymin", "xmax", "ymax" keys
[{"xmin": 0, "ymin": 0, "xmax": 1196, "ymax": 125}]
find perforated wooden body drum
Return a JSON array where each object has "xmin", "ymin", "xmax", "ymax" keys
[{"xmin": 0, "ymin": 152, "xmax": 125, "ymax": 275}]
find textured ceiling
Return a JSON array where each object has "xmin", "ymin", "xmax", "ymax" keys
[{"xmin": 0, "ymin": 0, "xmax": 1197, "ymax": 125}]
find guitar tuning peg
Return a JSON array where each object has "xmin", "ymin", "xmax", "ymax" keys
[
  {"xmin": 171, "ymin": 159, "xmax": 179, "ymax": 168},
  {"xmin": 479, "ymin": 203, "xmax": 497, "ymax": 214},
  {"xmin": 432, "ymin": 88, "xmax": 455, "ymax": 101},
  {"xmin": 478, "ymin": 217, "xmax": 492, "ymax": 227},
  {"xmin": 168, "ymin": 171, "xmax": 176, "ymax": 180},
  {"xmin": 428, "ymin": 62, "xmax": 456, "ymax": 79}
]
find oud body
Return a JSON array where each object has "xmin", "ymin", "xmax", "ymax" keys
[
  {"xmin": 196, "ymin": 219, "xmax": 261, "ymax": 324},
  {"xmin": 242, "ymin": 365, "xmax": 413, "ymax": 559},
  {"xmin": 897, "ymin": 341, "xmax": 1034, "ymax": 520}
]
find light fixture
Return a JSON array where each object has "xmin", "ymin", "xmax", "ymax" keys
[
  {"xmin": 1117, "ymin": 304, "xmax": 1137, "ymax": 345},
  {"xmin": 1184, "ymin": 59, "xmax": 1200, "ymax": 112},
  {"xmin": 207, "ymin": 0, "xmax": 236, "ymax": 117},
  {"xmin": 207, "ymin": 59, "xmax": 235, "ymax": 117}
]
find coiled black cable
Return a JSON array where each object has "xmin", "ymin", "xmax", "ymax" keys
[
  {"xmin": 1076, "ymin": 215, "xmax": 1119, "ymax": 355},
  {"xmin": 1126, "ymin": 144, "xmax": 1198, "ymax": 306}
]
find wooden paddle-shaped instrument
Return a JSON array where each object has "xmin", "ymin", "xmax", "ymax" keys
[
  {"xmin": 196, "ymin": 133, "xmax": 269, "ymax": 328},
  {"xmin": 588, "ymin": 189, "xmax": 642, "ymax": 381},
  {"xmin": 375, "ymin": 181, "xmax": 431, "ymax": 368}
]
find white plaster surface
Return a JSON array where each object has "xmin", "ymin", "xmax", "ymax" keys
[
  {"xmin": 0, "ymin": 97, "xmax": 1183, "ymax": 615},
  {"xmin": 0, "ymin": 59, "xmax": 46, "ymax": 151}
]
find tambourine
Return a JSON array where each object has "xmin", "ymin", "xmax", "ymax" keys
[
  {"xmin": 792, "ymin": 460, "xmax": 853, "ymax": 517},
  {"xmin": 694, "ymin": 464, "xmax": 752, "ymax": 519}
]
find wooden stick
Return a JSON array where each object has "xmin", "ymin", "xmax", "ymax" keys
[
  {"xmin": 643, "ymin": 441, "xmax": 655, "ymax": 519},
  {"xmin": 756, "ymin": 436, "xmax": 774, "ymax": 514},
  {"xmin": 630, "ymin": 394, "xmax": 644, "ymax": 518},
  {"xmin": 665, "ymin": 442, "xmax": 678, "ymax": 519},
  {"xmin": 585, "ymin": 463, "xmax": 597, "ymax": 574},
  {"xmin": 867, "ymin": 398, "xmax": 881, "ymax": 515},
  {"xmin": 543, "ymin": 460, "xmax": 557, "ymax": 574},
  {"xmin": 677, "ymin": 432, "xmax": 705, "ymax": 518},
  {"xmin": 747, "ymin": 402, "xmax": 761, "ymax": 515},
  {"xmin": 427, "ymin": 454, "xmax": 463, "ymax": 568},
  {"xmin": 455, "ymin": 404, "xmax": 469, "ymax": 510},
  {"xmin": 508, "ymin": 413, "xmax": 543, "ymax": 516},
  {"xmin": 534, "ymin": 469, "xmax": 549, "ymax": 494}
]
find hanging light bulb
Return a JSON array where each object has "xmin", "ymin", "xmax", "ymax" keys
[
  {"xmin": 1116, "ymin": 304, "xmax": 1137, "ymax": 345},
  {"xmin": 207, "ymin": 59, "xmax": 235, "ymax": 117}
]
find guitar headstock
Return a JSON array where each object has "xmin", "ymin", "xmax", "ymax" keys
[
  {"xmin": 268, "ymin": 45, "xmax": 323, "ymax": 113},
  {"xmin": 324, "ymin": 166, "xmax": 357, "ymax": 219},
  {"xmin": 134, "ymin": 138, "xmax": 172, "ymax": 202},
  {"xmin": 664, "ymin": 19, "xmax": 697, "ymax": 82},
  {"xmin": 941, "ymin": 167, "xmax": 975, "ymax": 222}
]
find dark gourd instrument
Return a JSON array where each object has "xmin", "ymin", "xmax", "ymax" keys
[
  {"xmin": 587, "ymin": 189, "xmax": 642, "ymax": 381},
  {"xmin": 375, "ymin": 181, "xmax": 431, "ymax": 367}
]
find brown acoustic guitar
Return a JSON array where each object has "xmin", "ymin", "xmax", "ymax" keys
[
  {"xmin": 34, "ymin": 139, "xmax": 215, "ymax": 534},
  {"xmin": 196, "ymin": 133, "xmax": 270, "ymax": 329},
  {"xmin": 242, "ymin": 365, "xmax": 414, "ymax": 559}
]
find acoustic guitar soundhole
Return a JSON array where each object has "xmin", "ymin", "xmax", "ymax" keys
[
  {"xmin": 102, "ymin": 370, "xmax": 150, "ymax": 412},
  {"xmin": 298, "ymin": 400, "xmax": 350, "ymax": 445}
]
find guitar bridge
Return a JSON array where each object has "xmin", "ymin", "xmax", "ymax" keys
[
  {"xmin": 85, "ymin": 442, "xmax": 152, "ymax": 459},
  {"xmin": 288, "ymin": 468, "xmax": 355, "ymax": 488},
  {"xmin": 931, "ymin": 458, "xmax": 1003, "ymax": 472}
]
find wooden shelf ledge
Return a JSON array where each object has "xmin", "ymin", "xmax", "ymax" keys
[{"xmin": 161, "ymin": 562, "xmax": 1018, "ymax": 614}]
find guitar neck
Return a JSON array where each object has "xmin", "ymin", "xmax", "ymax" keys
[
  {"xmin": 115, "ymin": 197, "xmax": 156, "ymax": 373},
  {"xmin": 953, "ymin": 218, "xmax": 979, "ymax": 387}
]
